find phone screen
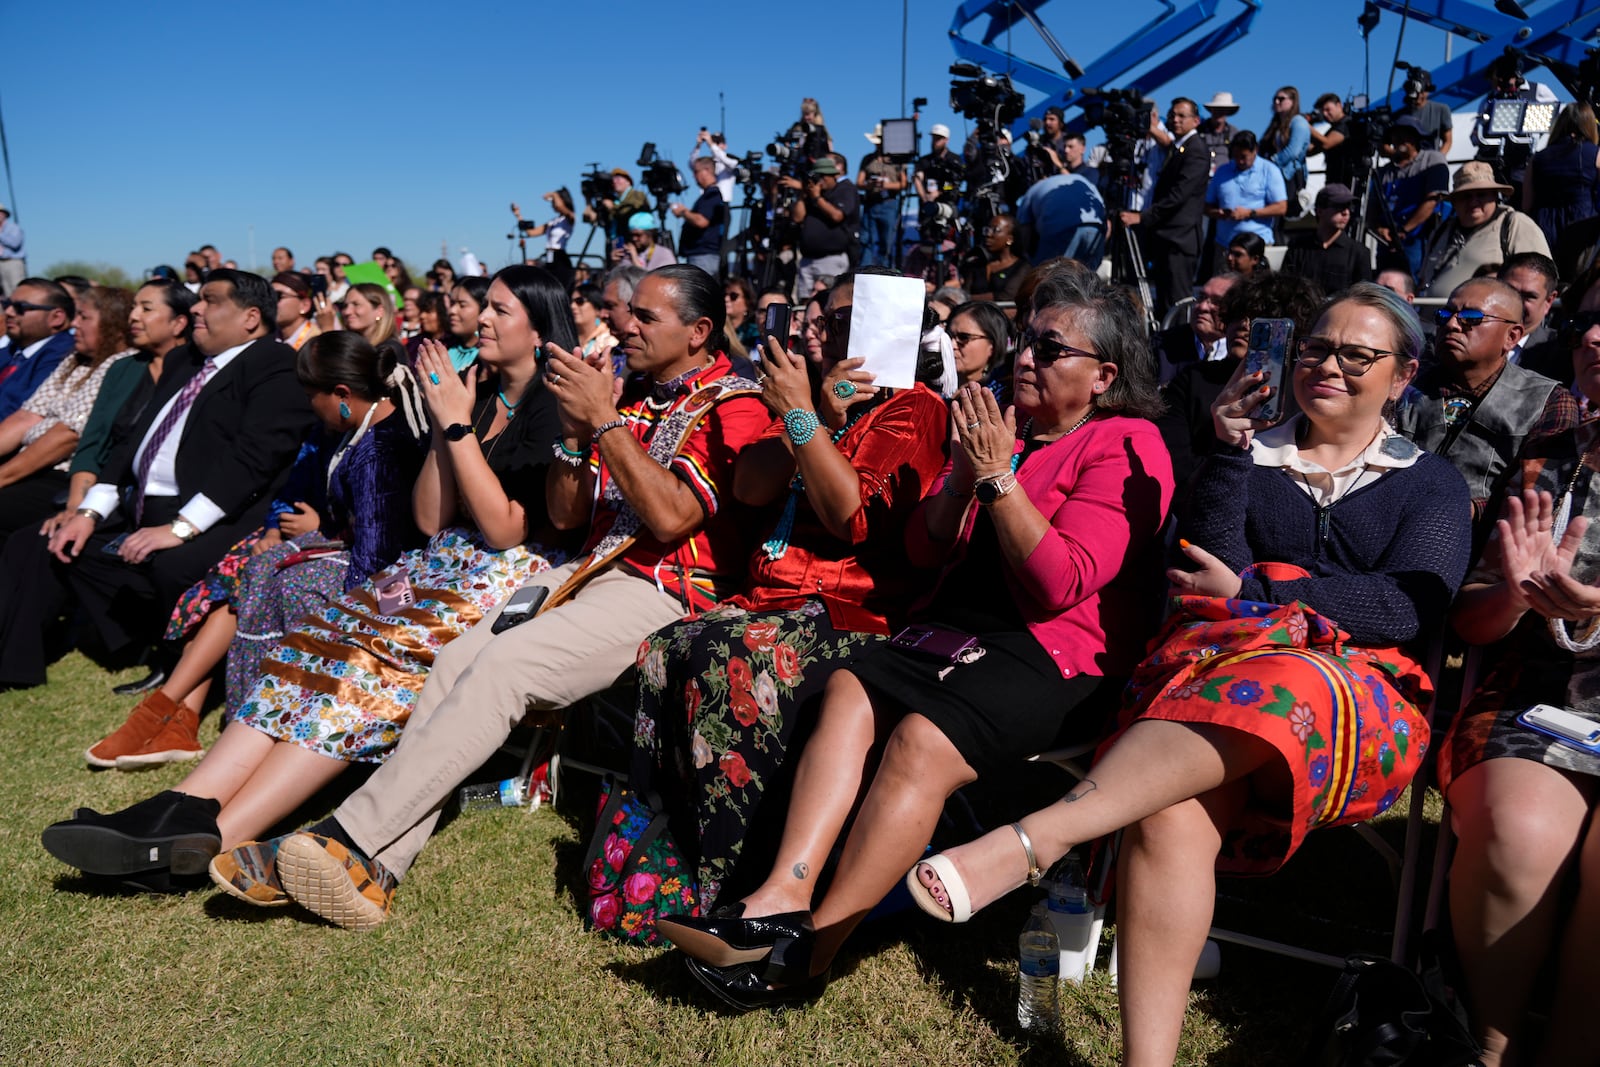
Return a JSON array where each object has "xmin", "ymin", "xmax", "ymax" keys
[{"xmin": 1245, "ymin": 318, "xmax": 1295, "ymax": 424}]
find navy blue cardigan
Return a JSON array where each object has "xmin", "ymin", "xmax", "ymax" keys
[{"xmin": 1184, "ymin": 445, "xmax": 1474, "ymax": 645}]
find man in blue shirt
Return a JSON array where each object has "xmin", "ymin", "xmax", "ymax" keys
[
  {"xmin": 1016, "ymin": 172, "xmax": 1106, "ymax": 268},
  {"xmin": 1204, "ymin": 131, "xmax": 1287, "ymax": 272},
  {"xmin": 671, "ymin": 158, "xmax": 727, "ymax": 279},
  {"xmin": 0, "ymin": 277, "xmax": 74, "ymax": 421},
  {"xmin": 0, "ymin": 205, "xmax": 25, "ymax": 296}
]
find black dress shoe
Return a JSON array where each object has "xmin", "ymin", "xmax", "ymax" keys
[
  {"xmin": 656, "ymin": 905, "xmax": 815, "ymax": 969},
  {"xmin": 41, "ymin": 790, "xmax": 221, "ymax": 877},
  {"xmin": 681, "ymin": 955, "xmax": 830, "ymax": 1014},
  {"xmin": 112, "ymin": 668, "xmax": 168, "ymax": 697}
]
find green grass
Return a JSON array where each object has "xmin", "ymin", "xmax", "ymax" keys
[{"xmin": 0, "ymin": 653, "xmax": 1435, "ymax": 1065}]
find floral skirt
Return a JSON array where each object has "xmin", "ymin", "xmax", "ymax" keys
[
  {"xmin": 629, "ymin": 599, "xmax": 885, "ymax": 910},
  {"xmin": 223, "ymin": 542, "xmax": 350, "ymax": 714},
  {"xmin": 231, "ymin": 528, "xmax": 556, "ymax": 764},
  {"xmin": 163, "ymin": 529, "xmax": 268, "ymax": 640},
  {"xmin": 1108, "ymin": 583, "xmax": 1431, "ymax": 875}
]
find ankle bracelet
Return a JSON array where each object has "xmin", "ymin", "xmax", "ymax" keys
[{"xmin": 1010, "ymin": 822, "xmax": 1043, "ymax": 887}]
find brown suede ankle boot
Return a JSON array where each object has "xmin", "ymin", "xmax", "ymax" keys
[
  {"xmin": 115, "ymin": 703, "xmax": 204, "ymax": 769},
  {"xmin": 85, "ymin": 691, "xmax": 183, "ymax": 769}
]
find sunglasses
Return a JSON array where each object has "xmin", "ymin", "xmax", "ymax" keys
[
  {"xmin": 1295, "ymin": 337, "xmax": 1398, "ymax": 377},
  {"xmin": 1, "ymin": 298, "xmax": 51, "ymax": 314},
  {"xmin": 1434, "ymin": 307, "xmax": 1520, "ymax": 330},
  {"xmin": 1560, "ymin": 310, "xmax": 1600, "ymax": 344},
  {"xmin": 820, "ymin": 307, "xmax": 853, "ymax": 332},
  {"xmin": 948, "ymin": 330, "xmax": 988, "ymax": 347},
  {"xmin": 1021, "ymin": 329, "xmax": 1099, "ymax": 365}
]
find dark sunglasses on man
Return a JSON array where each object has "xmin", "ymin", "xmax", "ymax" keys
[
  {"xmin": 1433, "ymin": 307, "xmax": 1519, "ymax": 330},
  {"xmin": 0, "ymin": 298, "xmax": 51, "ymax": 314}
]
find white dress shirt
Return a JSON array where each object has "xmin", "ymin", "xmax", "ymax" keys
[{"xmin": 81, "ymin": 341, "xmax": 252, "ymax": 530}]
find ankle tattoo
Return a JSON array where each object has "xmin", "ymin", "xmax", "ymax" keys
[
  {"xmin": 1061, "ymin": 778, "xmax": 1098, "ymax": 804},
  {"xmin": 791, "ymin": 862, "xmax": 809, "ymax": 881}
]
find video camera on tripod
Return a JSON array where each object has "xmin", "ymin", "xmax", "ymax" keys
[
  {"xmin": 946, "ymin": 62, "xmax": 1025, "ymax": 232},
  {"xmin": 579, "ymin": 164, "xmax": 613, "ymax": 221},
  {"xmin": 1081, "ymin": 87, "xmax": 1156, "ymax": 176},
  {"xmin": 636, "ymin": 142, "xmax": 687, "ymax": 201}
]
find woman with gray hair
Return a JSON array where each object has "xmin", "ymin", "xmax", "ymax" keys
[
  {"xmin": 658, "ymin": 269, "xmax": 1175, "ymax": 1010},
  {"xmin": 908, "ymin": 282, "xmax": 1473, "ymax": 1065}
]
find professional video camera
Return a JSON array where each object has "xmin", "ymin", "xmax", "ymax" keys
[
  {"xmin": 1398, "ymin": 63, "xmax": 1433, "ymax": 101},
  {"xmin": 579, "ymin": 164, "xmax": 613, "ymax": 219},
  {"xmin": 947, "ymin": 62, "xmax": 1025, "ymax": 228},
  {"xmin": 636, "ymin": 142, "xmax": 687, "ymax": 201},
  {"xmin": 1081, "ymin": 87, "xmax": 1155, "ymax": 170}
]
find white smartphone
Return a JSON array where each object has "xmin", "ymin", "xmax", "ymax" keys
[{"xmin": 1518, "ymin": 704, "xmax": 1600, "ymax": 754}]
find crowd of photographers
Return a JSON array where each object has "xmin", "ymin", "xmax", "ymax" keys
[{"xmin": 5, "ymin": 75, "xmax": 1600, "ymax": 1064}]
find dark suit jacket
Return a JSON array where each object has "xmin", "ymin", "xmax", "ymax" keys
[
  {"xmin": 1147, "ymin": 135, "xmax": 1212, "ymax": 250},
  {"xmin": 0, "ymin": 330, "xmax": 75, "ymax": 422},
  {"xmin": 102, "ymin": 335, "xmax": 315, "ymax": 531},
  {"xmin": 1516, "ymin": 324, "xmax": 1572, "ymax": 386}
]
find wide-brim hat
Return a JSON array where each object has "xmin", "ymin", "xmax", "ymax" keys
[
  {"xmin": 810, "ymin": 157, "xmax": 841, "ymax": 176},
  {"xmin": 1204, "ymin": 91, "xmax": 1240, "ymax": 115},
  {"xmin": 1449, "ymin": 160, "xmax": 1513, "ymax": 197}
]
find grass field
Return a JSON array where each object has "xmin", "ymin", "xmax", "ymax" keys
[{"xmin": 0, "ymin": 652, "xmax": 1433, "ymax": 1065}]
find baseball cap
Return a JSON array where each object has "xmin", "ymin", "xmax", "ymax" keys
[
  {"xmin": 930, "ymin": 123, "xmax": 951, "ymax": 139},
  {"xmin": 1315, "ymin": 183, "xmax": 1355, "ymax": 210}
]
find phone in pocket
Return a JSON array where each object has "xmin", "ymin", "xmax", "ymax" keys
[
  {"xmin": 491, "ymin": 583, "xmax": 550, "ymax": 634},
  {"xmin": 1517, "ymin": 704, "xmax": 1600, "ymax": 754},
  {"xmin": 1245, "ymin": 318, "xmax": 1295, "ymax": 424},
  {"xmin": 375, "ymin": 574, "xmax": 415, "ymax": 616},
  {"xmin": 889, "ymin": 624, "xmax": 982, "ymax": 664}
]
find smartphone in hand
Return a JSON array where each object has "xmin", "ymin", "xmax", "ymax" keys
[{"xmin": 1245, "ymin": 318, "xmax": 1295, "ymax": 425}]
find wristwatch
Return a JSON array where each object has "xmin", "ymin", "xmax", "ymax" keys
[
  {"xmin": 443, "ymin": 423, "xmax": 473, "ymax": 442},
  {"xmin": 170, "ymin": 517, "xmax": 199, "ymax": 542},
  {"xmin": 974, "ymin": 473, "xmax": 1018, "ymax": 506}
]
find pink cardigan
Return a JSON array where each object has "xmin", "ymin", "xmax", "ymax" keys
[{"xmin": 908, "ymin": 414, "xmax": 1175, "ymax": 679}]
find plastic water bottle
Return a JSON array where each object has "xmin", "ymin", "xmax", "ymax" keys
[
  {"xmin": 1046, "ymin": 854, "xmax": 1098, "ymax": 984},
  {"xmin": 458, "ymin": 776, "xmax": 527, "ymax": 810},
  {"xmin": 1017, "ymin": 902, "xmax": 1061, "ymax": 1034}
]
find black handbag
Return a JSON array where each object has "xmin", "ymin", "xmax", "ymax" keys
[{"xmin": 1302, "ymin": 941, "xmax": 1482, "ymax": 1066}]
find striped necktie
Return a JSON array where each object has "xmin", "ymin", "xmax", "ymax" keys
[{"xmin": 132, "ymin": 357, "xmax": 216, "ymax": 522}]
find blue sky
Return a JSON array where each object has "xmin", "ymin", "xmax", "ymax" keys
[{"xmin": 4, "ymin": 1, "xmax": 1485, "ymax": 278}]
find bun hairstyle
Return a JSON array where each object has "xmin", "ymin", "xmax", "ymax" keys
[{"xmin": 296, "ymin": 330, "xmax": 428, "ymax": 438}]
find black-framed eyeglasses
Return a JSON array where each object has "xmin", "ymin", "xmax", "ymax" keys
[
  {"xmin": 1559, "ymin": 310, "xmax": 1600, "ymax": 344},
  {"xmin": 1295, "ymin": 337, "xmax": 1398, "ymax": 377},
  {"xmin": 1, "ymin": 298, "xmax": 50, "ymax": 314},
  {"xmin": 1021, "ymin": 329, "xmax": 1099, "ymax": 365},
  {"xmin": 948, "ymin": 330, "xmax": 988, "ymax": 347},
  {"xmin": 1434, "ymin": 307, "xmax": 1519, "ymax": 330}
]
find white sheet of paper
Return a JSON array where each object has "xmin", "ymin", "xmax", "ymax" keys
[{"xmin": 845, "ymin": 274, "xmax": 924, "ymax": 390}]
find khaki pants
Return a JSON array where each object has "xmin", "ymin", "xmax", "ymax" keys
[
  {"xmin": 334, "ymin": 561, "xmax": 687, "ymax": 877},
  {"xmin": 0, "ymin": 259, "xmax": 25, "ymax": 296}
]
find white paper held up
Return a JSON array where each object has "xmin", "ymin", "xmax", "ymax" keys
[{"xmin": 845, "ymin": 274, "xmax": 925, "ymax": 390}]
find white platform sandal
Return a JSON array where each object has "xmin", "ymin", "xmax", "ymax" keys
[{"xmin": 906, "ymin": 821, "xmax": 1044, "ymax": 923}]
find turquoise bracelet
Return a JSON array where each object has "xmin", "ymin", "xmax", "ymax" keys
[{"xmin": 783, "ymin": 408, "xmax": 820, "ymax": 447}]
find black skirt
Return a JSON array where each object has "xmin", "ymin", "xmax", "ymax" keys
[{"xmin": 846, "ymin": 627, "xmax": 1119, "ymax": 779}]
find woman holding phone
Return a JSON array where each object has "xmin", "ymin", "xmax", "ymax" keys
[
  {"xmin": 620, "ymin": 270, "xmax": 950, "ymax": 930},
  {"xmin": 903, "ymin": 283, "xmax": 1472, "ymax": 1064}
]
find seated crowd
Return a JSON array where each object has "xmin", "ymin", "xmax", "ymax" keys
[{"xmin": 8, "ymin": 98, "xmax": 1600, "ymax": 1067}]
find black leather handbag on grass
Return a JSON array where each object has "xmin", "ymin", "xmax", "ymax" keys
[{"xmin": 1302, "ymin": 942, "xmax": 1482, "ymax": 1066}]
